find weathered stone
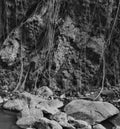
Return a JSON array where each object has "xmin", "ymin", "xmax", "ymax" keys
[
  {"xmin": 21, "ymin": 106, "xmax": 43, "ymax": 120},
  {"xmin": 21, "ymin": 92, "xmax": 62, "ymax": 115},
  {"xmin": 64, "ymin": 99, "xmax": 119, "ymax": 125},
  {"xmin": 68, "ymin": 118, "xmax": 92, "ymax": 129},
  {"xmin": 22, "ymin": 14, "xmax": 45, "ymax": 49},
  {"xmin": 50, "ymin": 120, "xmax": 63, "ymax": 129},
  {"xmin": 52, "ymin": 112, "xmax": 68, "ymax": 123},
  {"xmin": 17, "ymin": 106, "xmax": 43, "ymax": 128},
  {"xmin": 36, "ymin": 86, "xmax": 53, "ymax": 99},
  {"xmin": 35, "ymin": 117, "xmax": 63, "ymax": 129},
  {"xmin": 3, "ymin": 99, "xmax": 26, "ymax": 111},
  {"xmin": 52, "ymin": 112, "xmax": 75, "ymax": 129},
  {"xmin": 35, "ymin": 118, "xmax": 50, "ymax": 129},
  {"xmin": 21, "ymin": 92, "xmax": 45, "ymax": 107},
  {"xmin": 86, "ymin": 36, "xmax": 105, "ymax": 62},
  {"xmin": 21, "ymin": 91, "xmax": 40, "ymax": 101},
  {"xmin": 36, "ymin": 100, "xmax": 59, "ymax": 115},
  {"xmin": 0, "ymin": 35, "xmax": 20, "ymax": 66},
  {"xmin": 0, "ymin": 13, "xmax": 45, "ymax": 65},
  {"xmin": 93, "ymin": 124, "xmax": 106, "ymax": 129},
  {"xmin": 16, "ymin": 116, "xmax": 36, "ymax": 129},
  {"xmin": 60, "ymin": 16, "xmax": 79, "ymax": 41},
  {"xmin": 47, "ymin": 99, "xmax": 63, "ymax": 109}
]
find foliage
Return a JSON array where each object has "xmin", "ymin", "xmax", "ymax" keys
[{"xmin": 0, "ymin": 0, "xmax": 120, "ymax": 98}]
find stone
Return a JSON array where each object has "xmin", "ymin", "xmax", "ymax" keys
[
  {"xmin": 64, "ymin": 99, "xmax": 119, "ymax": 125},
  {"xmin": 35, "ymin": 117, "xmax": 63, "ymax": 129},
  {"xmin": 93, "ymin": 124, "xmax": 106, "ymax": 129},
  {"xmin": 21, "ymin": 106, "xmax": 43, "ymax": 120},
  {"xmin": 21, "ymin": 92, "xmax": 41, "ymax": 101},
  {"xmin": 52, "ymin": 112, "xmax": 68, "ymax": 123},
  {"xmin": 68, "ymin": 118, "xmax": 92, "ymax": 129},
  {"xmin": 36, "ymin": 100, "xmax": 59, "ymax": 115},
  {"xmin": 21, "ymin": 92, "xmax": 45, "ymax": 107},
  {"xmin": 17, "ymin": 106, "xmax": 43, "ymax": 128},
  {"xmin": 21, "ymin": 92, "xmax": 62, "ymax": 115},
  {"xmin": 36, "ymin": 86, "xmax": 53, "ymax": 99},
  {"xmin": 16, "ymin": 116, "xmax": 36, "ymax": 129},
  {"xmin": 50, "ymin": 120, "xmax": 63, "ymax": 129},
  {"xmin": 3, "ymin": 99, "xmax": 26, "ymax": 111},
  {"xmin": 47, "ymin": 99, "xmax": 63, "ymax": 109},
  {"xmin": 51, "ymin": 112, "xmax": 75, "ymax": 129},
  {"xmin": 35, "ymin": 117, "xmax": 51, "ymax": 129}
]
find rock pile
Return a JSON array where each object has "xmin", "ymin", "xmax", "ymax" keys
[{"xmin": 2, "ymin": 86, "xmax": 120, "ymax": 129}]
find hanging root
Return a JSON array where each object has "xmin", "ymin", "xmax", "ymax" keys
[
  {"xmin": 94, "ymin": 54, "xmax": 105, "ymax": 101},
  {"xmin": 13, "ymin": 57, "xmax": 24, "ymax": 92}
]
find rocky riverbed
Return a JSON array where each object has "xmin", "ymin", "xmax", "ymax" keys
[{"xmin": 0, "ymin": 86, "xmax": 120, "ymax": 129}]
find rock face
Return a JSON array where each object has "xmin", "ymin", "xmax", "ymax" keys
[
  {"xmin": 0, "ymin": 0, "xmax": 107, "ymax": 95},
  {"xmin": 2, "ymin": 0, "xmax": 39, "ymax": 34},
  {"xmin": 64, "ymin": 99, "xmax": 119, "ymax": 125}
]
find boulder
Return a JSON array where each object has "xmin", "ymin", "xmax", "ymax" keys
[
  {"xmin": 64, "ymin": 99, "xmax": 119, "ymax": 125},
  {"xmin": 50, "ymin": 120, "xmax": 63, "ymax": 129},
  {"xmin": 46, "ymin": 99, "xmax": 63, "ymax": 109},
  {"xmin": 51, "ymin": 112, "xmax": 75, "ymax": 129},
  {"xmin": 36, "ymin": 100, "xmax": 60, "ymax": 115},
  {"xmin": 68, "ymin": 118, "xmax": 92, "ymax": 129},
  {"xmin": 21, "ymin": 106, "xmax": 43, "ymax": 120},
  {"xmin": 35, "ymin": 98, "xmax": 63, "ymax": 115},
  {"xmin": 21, "ymin": 92, "xmax": 62, "ymax": 115},
  {"xmin": 35, "ymin": 117, "xmax": 63, "ymax": 129},
  {"xmin": 21, "ymin": 92, "xmax": 45, "ymax": 107},
  {"xmin": 52, "ymin": 112, "xmax": 68, "ymax": 123},
  {"xmin": 17, "ymin": 106, "xmax": 43, "ymax": 128},
  {"xmin": 21, "ymin": 92, "xmax": 43, "ymax": 102},
  {"xmin": 3, "ymin": 99, "xmax": 26, "ymax": 111},
  {"xmin": 16, "ymin": 116, "xmax": 36, "ymax": 129}
]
